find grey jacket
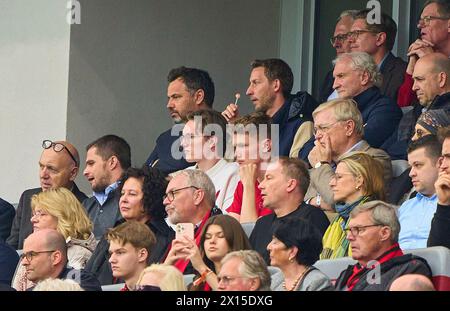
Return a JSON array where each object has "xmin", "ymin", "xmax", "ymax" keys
[{"xmin": 271, "ymin": 267, "xmax": 333, "ymax": 291}]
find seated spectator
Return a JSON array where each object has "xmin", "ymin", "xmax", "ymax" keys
[
  {"xmin": 7, "ymin": 140, "xmax": 87, "ymax": 250},
  {"xmin": 12, "ymin": 188, "xmax": 96, "ymax": 291},
  {"xmin": 304, "ymin": 98, "xmax": 392, "ymax": 210},
  {"xmin": 217, "ymin": 250, "xmax": 271, "ymax": 291},
  {"xmin": 0, "ymin": 197, "xmax": 14, "ymax": 242},
  {"xmin": 136, "ymin": 264, "xmax": 186, "ymax": 291},
  {"xmin": 331, "ymin": 52, "xmax": 402, "ymax": 148},
  {"xmin": 222, "ymin": 58, "xmax": 318, "ymax": 157},
  {"xmin": 389, "ymin": 274, "xmax": 435, "ymax": 291},
  {"xmin": 0, "ymin": 240, "xmax": 19, "ymax": 286},
  {"xmin": 33, "ymin": 278, "xmax": 84, "ymax": 291},
  {"xmin": 163, "ymin": 169, "xmax": 222, "ymax": 274},
  {"xmin": 226, "ymin": 112, "xmax": 273, "ymax": 223},
  {"xmin": 107, "ymin": 221, "xmax": 156, "ymax": 291},
  {"xmin": 398, "ymin": 136, "xmax": 442, "ymax": 250},
  {"xmin": 21, "ymin": 229, "xmax": 101, "ymax": 291},
  {"xmin": 269, "ymin": 218, "xmax": 333, "ymax": 291},
  {"xmin": 146, "ymin": 66, "xmax": 214, "ymax": 174},
  {"xmin": 85, "ymin": 166, "xmax": 171, "ymax": 285},
  {"xmin": 176, "ymin": 215, "xmax": 252, "ymax": 291},
  {"xmin": 250, "ymin": 157, "xmax": 329, "ymax": 264},
  {"xmin": 388, "ymin": 109, "xmax": 450, "ymax": 205},
  {"xmin": 83, "ymin": 135, "xmax": 131, "ymax": 239},
  {"xmin": 322, "ymin": 152, "xmax": 385, "ymax": 259},
  {"xmin": 182, "ymin": 109, "xmax": 240, "ymax": 212},
  {"xmin": 335, "ymin": 201, "xmax": 432, "ymax": 291},
  {"xmin": 382, "ymin": 53, "xmax": 450, "ymax": 160},
  {"xmin": 429, "ymin": 126, "xmax": 450, "ymax": 248}
]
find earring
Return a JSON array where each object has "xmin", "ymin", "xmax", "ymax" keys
[
  {"xmin": 356, "ymin": 186, "xmax": 361, "ymax": 190},
  {"xmin": 289, "ymin": 257, "xmax": 294, "ymax": 262}
]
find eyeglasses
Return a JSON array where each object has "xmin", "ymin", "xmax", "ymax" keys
[
  {"xmin": 347, "ymin": 30, "xmax": 377, "ymax": 40},
  {"xmin": 344, "ymin": 224, "xmax": 382, "ymax": 236},
  {"xmin": 20, "ymin": 250, "xmax": 56, "ymax": 262},
  {"xmin": 418, "ymin": 15, "xmax": 450, "ymax": 27},
  {"xmin": 163, "ymin": 186, "xmax": 199, "ymax": 202},
  {"xmin": 313, "ymin": 121, "xmax": 341, "ymax": 135},
  {"xmin": 217, "ymin": 275, "xmax": 247, "ymax": 286},
  {"xmin": 330, "ymin": 33, "xmax": 349, "ymax": 45},
  {"xmin": 42, "ymin": 140, "xmax": 78, "ymax": 167}
]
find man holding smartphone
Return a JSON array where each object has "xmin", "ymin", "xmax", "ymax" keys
[{"xmin": 163, "ymin": 169, "xmax": 221, "ymax": 274}]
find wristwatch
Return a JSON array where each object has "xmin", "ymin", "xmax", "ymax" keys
[{"xmin": 314, "ymin": 161, "xmax": 330, "ymax": 169}]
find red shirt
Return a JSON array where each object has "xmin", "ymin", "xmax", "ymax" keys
[
  {"xmin": 397, "ymin": 73, "xmax": 417, "ymax": 108},
  {"xmin": 226, "ymin": 181, "xmax": 272, "ymax": 217}
]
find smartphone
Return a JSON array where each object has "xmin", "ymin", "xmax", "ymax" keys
[{"xmin": 175, "ymin": 223, "xmax": 194, "ymax": 240}]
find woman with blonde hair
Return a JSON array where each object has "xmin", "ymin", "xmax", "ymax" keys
[
  {"xmin": 321, "ymin": 151, "xmax": 385, "ymax": 259},
  {"xmin": 136, "ymin": 264, "xmax": 187, "ymax": 291},
  {"xmin": 12, "ymin": 188, "xmax": 96, "ymax": 290}
]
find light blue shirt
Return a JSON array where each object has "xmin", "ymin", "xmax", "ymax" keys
[
  {"xmin": 398, "ymin": 192, "xmax": 438, "ymax": 250},
  {"xmin": 93, "ymin": 181, "xmax": 120, "ymax": 206}
]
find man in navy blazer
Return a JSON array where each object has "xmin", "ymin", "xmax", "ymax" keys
[{"xmin": 0, "ymin": 198, "xmax": 14, "ymax": 242}]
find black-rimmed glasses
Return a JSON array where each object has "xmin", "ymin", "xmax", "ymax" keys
[
  {"xmin": 20, "ymin": 250, "xmax": 56, "ymax": 262},
  {"xmin": 42, "ymin": 140, "xmax": 78, "ymax": 166},
  {"xmin": 163, "ymin": 186, "xmax": 199, "ymax": 202}
]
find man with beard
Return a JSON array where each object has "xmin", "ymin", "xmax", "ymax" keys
[
  {"xmin": 145, "ymin": 67, "xmax": 215, "ymax": 174},
  {"xmin": 83, "ymin": 135, "xmax": 131, "ymax": 239}
]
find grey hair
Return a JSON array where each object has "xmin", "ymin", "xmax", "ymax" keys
[
  {"xmin": 350, "ymin": 200, "xmax": 401, "ymax": 243},
  {"xmin": 312, "ymin": 98, "xmax": 364, "ymax": 137},
  {"xmin": 172, "ymin": 169, "xmax": 216, "ymax": 207},
  {"xmin": 221, "ymin": 250, "xmax": 271, "ymax": 291},
  {"xmin": 333, "ymin": 52, "xmax": 383, "ymax": 88},
  {"xmin": 337, "ymin": 9, "xmax": 359, "ymax": 22}
]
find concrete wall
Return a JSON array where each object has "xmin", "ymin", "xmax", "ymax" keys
[
  {"xmin": 67, "ymin": 0, "xmax": 281, "ymax": 194},
  {"xmin": 0, "ymin": 0, "xmax": 71, "ymax": 202}
]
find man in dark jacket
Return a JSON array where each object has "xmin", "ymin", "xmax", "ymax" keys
[
  {"xmin": 222, "ymin": 58, "xmax": 319, "ymax": 157},
  {"xmin": 429, "ymin": 126, "xmax": 450, "ymax": 248},
  {"xmin": 335, "ymin": 201, "xmax": 432, "ymax": 291},
  {"xmin": 22, "ymin": 229, "xmax": 101, "ymax": 291},
  {"xmin": 145, "ymin": 67, "xmax": 215, "ymax": 174},
  {"xmin": 382, "ymin": 53, "xmax": 450, "ymax": 160},
  {"xmin": 0, "ymin": 240, "xmax": 19, "ymax": 285},
  {"xmin": 7, "ymin": 140, "xmax": 87, "ymax": 249},
  {"xmin": 0, "ymin": 198, "xmax": 14, "ymax": 242}
]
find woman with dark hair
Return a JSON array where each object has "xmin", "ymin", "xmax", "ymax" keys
[
  {"xmin": 269, "ymin": 218, "xmax": 332, "ymax": 291},
  {"xmin": 175, "ymin": 215, "xmax": 252, "ymax": 291},
  {"xmin": 85, "ymin": 166, "xmax": 172, "ymax": 285}
]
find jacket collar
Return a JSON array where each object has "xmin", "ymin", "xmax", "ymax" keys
[
  {"xmin": 353, "ymin": 86, "xmax": 380, "ymax": 112},
  {"xmin": 429, "ymin": 91, "xmax": 450, "ymax": 110}
]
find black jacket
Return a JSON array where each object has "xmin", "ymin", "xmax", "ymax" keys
[
  {"xmin": 428, "ymin": 204, "xmax": 450, "ymax": 249},
  {"xmin": 0, "ymin": 198, "xmax": 15, "ymax": 242},
  {"xmin": 0, "ymin": 241, "xmax": 19, "ymax": 285},
  {"xmin": 6, "ymin": 184, "xmax": 87, "ymax": 249},
  {"xmin": 85, "ymin": 218, "xmax": 174, "ymax": 285}
]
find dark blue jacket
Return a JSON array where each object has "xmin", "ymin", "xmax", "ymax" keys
[
  {"xmin": 0, "ymin": 241, "xmax": 19, "ymax": 285},
  {"xmin": 0, "ymin": 198, "xmax": 14, "ymax": 242},
  {"xmin": 353, "ymin": 86, "xmax": 402, "ymax": 148},
  {"xmin": 145, "ymin": 127, "xmax": 191, "ymax": 174},
  {"xmin": 273, "ymin": 91, "xmax": 318, "ymax": 156}
]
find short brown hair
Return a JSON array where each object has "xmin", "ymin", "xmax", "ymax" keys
[
  {"xmin": 278, "ymin": 157, "xmax": 310, "ymax": 195},
  {"xmin": 251, "ymin": 59, "xmax": 293, "ymax": 98},
  {"xmin": 233, "ymin": 111, "xmax": 272, "ymax": 139},
  {"xmin": 107, "ymin": 221, "xmax": 156, "ymax": 263},
  {"xmin": 438, "ymin": 126, "xmax": 450, "ymax": 143}
]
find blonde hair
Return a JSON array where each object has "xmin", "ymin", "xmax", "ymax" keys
[
  {"xmin": 31, "ymin": 188, "xmax": 93, "ymax": 240},
  {"xmin": 136, "ymin": 264, "xmax": 187, "ymax": 291},
  {"xmin": 338, "ymin": 151, "xmax": 385, "ymax": 201},
  {"xmin": 312, "ymin": 98, "xmax": 364, "ymax": 137},
  {"xmin": 33, "ymin": 278, "xmax": 84, "ymax": 291}
]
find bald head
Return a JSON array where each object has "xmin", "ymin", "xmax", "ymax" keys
[
  {"xmin": 389, "ymin": 274, "xmax": 435, "ymax": 291},
  {"xmin": 28, "ymin": 229, "xmax": 68, "ymax": 257},
  {"xmin": 420, "ymin": 53, "xmax": 450, "ymax": 75},
  {"xmin": 39, "ymin": 140, "xmax": 80, "ymax": 191}
]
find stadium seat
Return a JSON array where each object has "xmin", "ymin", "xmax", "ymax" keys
[
  {"xmin": 101, "ymin": 283, "xmax": 124, "ymax": 291},
  {"xmin": 241, "ymin": 222, "xmax": 255, "ymax": 238},
  {"xmin": 313, "ymin": 246, "xmax": 450, "ymax": 291},
  {"xmin": 391, "ymin": 160, "xmax": 410, "ymax": 178},
  {"xmin": 184, "ymin": 274, "xmax": 195, "ymax": 286}
]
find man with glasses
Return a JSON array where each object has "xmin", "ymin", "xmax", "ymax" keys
[
  {"xmin": 21, "ymin": 229, "xmax": 101, "ymax": 291},
  {"xmin": 335, "ymin": 200, "xmax": 432, "ymax": 291},
  {"xmin": 428, "ymin": 126, "xmax": 450, "ymax": 248},
  {"xmin": 7, "ymin": 140, "xmax": 87, "ymax": 250},
  {"xmin": 348, "ymin": 9, "xmax": 407, "ymax": 103},
  {"xmin": 398, "ymin": 0, "xmax": 450, "ymax": 107},
  {"xmin": 304, "ymin": 99, "xmax": 392, "ymax": 211},
  {"xmin": 319, "ymin": 10, "xmax": 358, "ymax": 103},
  {"xmin": 163, "ymin": 169, "xmax": 221, "ymax": 274},
  {"xmin": 217, "ymin": 250, "xmax": 271, "ymax": 291},
  {"xmin": 83, "ymin": 135, "xmax": 131, "ymax": 239}
]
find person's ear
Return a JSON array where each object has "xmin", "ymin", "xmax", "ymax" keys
[
  {"xmin": 375, "ymin": 32, "xmax": 386, "ymax": 47},
  {"xmin": 69, "ymin": 166, "xmax": 79, "ymax": 181},
  {"xmin": 272, "ymin": 79, "xmax": 282, "ymax": 94},
  {"xmin": 194, "ymin": 89, "xmax": 205, "ymax": 106},
  {"xmin": 249, "ymin": 277, "xmax": 261, "ymax": 291},
  {"xmin": 345, "ymin": 120, "xmax": 356, "ymax": 137},
  {"xmin": 261, "ymin": 138, "xmax": 272, "ymax": 153},
  {"xmin": 286, "ymin": 178, "xmax": 298, "ymax": 193},
  {"xmin": 360, "ymin": 70, "xmax": 370, "ymax": 86},
  {"xmin": 288, "ymin": 246, "xmax": 299, "ymax": 262},
  {"xmin": 438, "ymin": 72, "xmax": 447, "ymax": 88},
  {"xmin": 108, "ymin": 156, "xmax": 119, "ymax": 171},
  {"xmin": 379, "ymin": 226, "xmax": 392, "ymax": 242},
  {"xmin": 137, "ymin": 248, "xmax": 148, "ymax": 263},
  {"xmin": 51, "ymin": 250, "xmax": 63, "ymax": 266},
  {"xmin": 193, "ymin": 188, "xmax": 205, "ymax": 206}
]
